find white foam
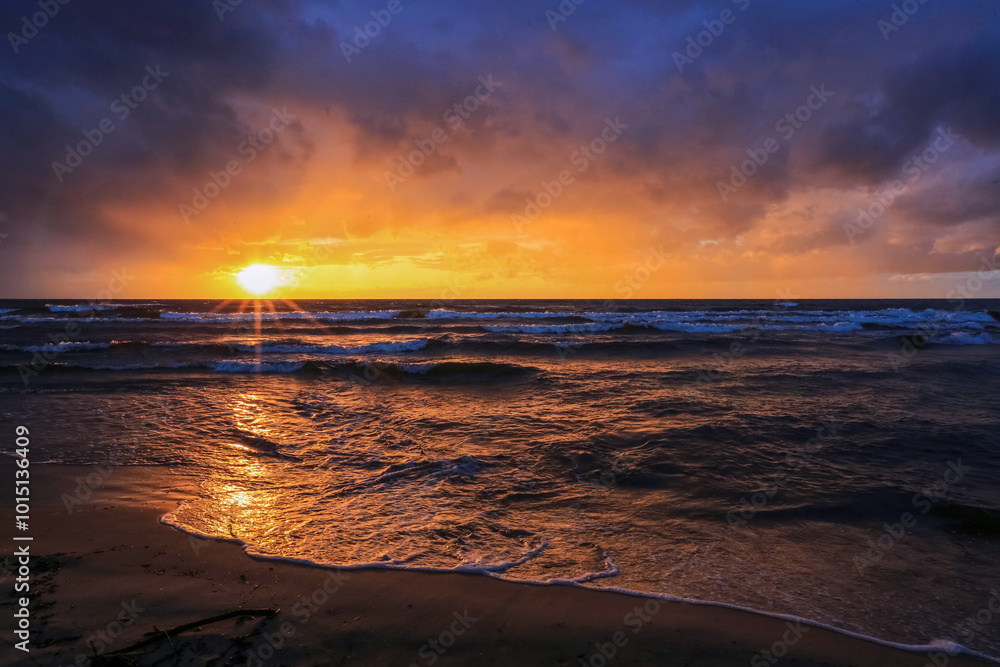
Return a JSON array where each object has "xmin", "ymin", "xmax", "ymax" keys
[
  {"xmin": 454, "ymin": 538, "xmax": 550, "ymax": 574},
  {"xmin": 567, "ymin": 550, "xmax": 620, "ymax": 584},
  {"xmin": 396, "ymin": 362, "xmax": 438, "ymax": 374},
  {"xmin": 930, "ymin": 332, "xmax": 996, "ymax": 345},
  {"xmin": 46, "ymin": 304, "xmax": 119, "ymax": 312},
  {"xmin": 842, "ymin": 308, "xmax": 995, "ymax": 325},
  {"xmin": 315, "ymin": 311, "xmax": 401, "ymax": 321},
  {"xmin": 0, "ymin": 316, "xmax": 145, "ymax": 323},
  {"xmin": 645, "ymin": 321, "xmax": 743, "ymax": 333},
  {"xmin": 13, "ymin": 342, "xmax": 111, "ymax": 352},
  {"xmin": 818, "ymin": 321, "xmax": 864, "ymax": 332},
  {"xmin": 574, "ymin": 308, "xmax": 1000, "ymax": 333}
]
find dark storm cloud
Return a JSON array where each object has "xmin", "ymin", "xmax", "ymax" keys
[
  {"xmin": 0, "ymin": 0, "xmax": 298, "ymax": 232},
  {"xmin": 816, "ymin": 28, "xmax": 1000, "ymax": 183}
]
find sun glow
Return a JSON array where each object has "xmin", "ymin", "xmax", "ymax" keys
[{"xmin": 237, "ymin": 264, "xmax": 281, "ymax": 295}]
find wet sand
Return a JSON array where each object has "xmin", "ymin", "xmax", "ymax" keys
[{"xmin": 1, "ymin": 463, "xmax": 992, "ymax": 666}]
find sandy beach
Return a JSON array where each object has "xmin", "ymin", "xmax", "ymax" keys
[{"xmin": 0, "ymin": 462, "xmax": 991, "ymax": 667}]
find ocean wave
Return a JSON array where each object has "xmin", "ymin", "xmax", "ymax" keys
[
  {"xmin": 0, "ymin": 355, "xmax": 544, "ymax": 380},
  {"xmin": 483, "ymin": 323, "xmax": 624, "ymax": 334},
  {"xmin": 391, "ymin": 360, "xmax": 536, "ymax": 378},
  {"xmin": 396, "ymin": 362, "xmax": 438, "ymax": 374},
  {"xmin": 213, "ymin": 361, "xmax": 308, "ymax": 373},
  {"xmin": 237, "ymin": 339, "xmax": 429, "ymax": 355},
  {"xmin": 90, "ymin": 362, "xmax": 191, "ymax": 370},
  {"xmin": 928, "ymin": 332, "xmax": 997, "ymax": 345},
  {"xmin": 817, "ymin": 321, "xmax": 864, "ymax": 332},
  {"xmin": 645, "ymin": 322, "xmax": 743, "ymax": 333},
  {"xmin": 6, "ymin": 306, "xmax": 998, "ymax": 334},
  {"xmin": 582, "ymin": 310, "xmax": 705, "ymax": 323},
  {"xmin": 151, "ymin": 340, "xmax": 238, "ymax": 351},
  {"xmin": 427, "ymin": 310, "xmax": 573, "ymax": 320},
  {"xmin": 0, "ymin": 315, "xmax": 147, "ymax": 323},
  {"xmin": 2, "ymin": 362, "xmax": 192, "ymax": 372},
  {"xmin": 46, "ymin": 304, "xmax": 120, "ymax": 312},
  {"xmin": 160, "ymin": 310, "xmax": 401, "ymax": 322},
  {"xmin": 226, "ymin": 428, "xmax": 302, "ymax": 460},
  {"xmin": 328, "ymin": 359, "xmax": 539, "ymax": 382},
  {"xmin": 3, "ymin": 339, "xmax": 197, "ymax": 353},
  {"xmin": 929, "ymin": 503, "xmax": 1000, "ymax": 535},
  {"xmin": 2, "ymin": 341, "xmax": 112, "ymax": 352}
]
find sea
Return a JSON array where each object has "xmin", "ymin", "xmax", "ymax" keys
[{"xmin": 2, "ymin": 298, "xmax": 999, "ymax": 658}]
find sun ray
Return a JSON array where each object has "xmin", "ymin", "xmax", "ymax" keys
[
  {"xmin": 254, "ymin": 299, "xmax": 263, "ymax": 366},
  {"xmin": 210, "ymin": 299, "xmax": 235, "ymax": 314},
  {"xmin": 279, "ymin": 298, "xmax": 342, "ymax": 338}
]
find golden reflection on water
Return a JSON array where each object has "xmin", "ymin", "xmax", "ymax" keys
[
  {"xmin": 198, "ymin": 469, "xmax": 281, "ymax": 539},
  {"xmin": 200, "ymin": 395, "xmax": 287, "ymax": 538},
  {"xmin": 230, "ymin": 393, "xmax": 277, "ymax": 440},
  {"xmin": 220, "ymin": 485, "xmax": 255, "ymax": 508}
]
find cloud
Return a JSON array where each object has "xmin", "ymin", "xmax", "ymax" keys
[{"xmin": 0, "ymin": 0, "xmax": 998, "ymax": 296}]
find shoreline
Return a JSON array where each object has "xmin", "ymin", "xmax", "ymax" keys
[
  {"xmin": 159, "ymin": 503, "xmax": 1000, "ymax": 664},
  {"xmin": 2, "ymin": 463, "xmax": 995, "ymax": 666}
]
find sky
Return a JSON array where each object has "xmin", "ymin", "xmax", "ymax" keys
[{"xmin": 0, "ymin": 0, "xmax": 998, "ymax": 299}]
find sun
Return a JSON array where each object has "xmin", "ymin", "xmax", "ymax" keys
[{"xmin": 237, "ymin": 264, "xmax": 281, "ymax": 295}]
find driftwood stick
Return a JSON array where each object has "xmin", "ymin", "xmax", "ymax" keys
[{"xmin": 100, "ymin": 608, "xmax": 279, "ymax": 656}]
